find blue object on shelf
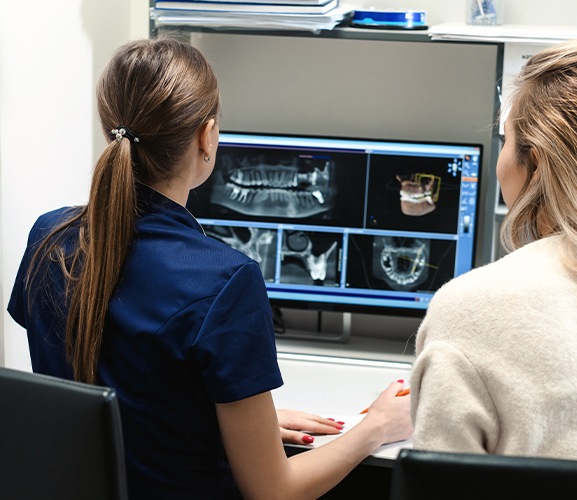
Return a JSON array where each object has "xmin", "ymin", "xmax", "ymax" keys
[{"xmin": 351, "ymin": 10, "xmax": 427, "ymax": 30}]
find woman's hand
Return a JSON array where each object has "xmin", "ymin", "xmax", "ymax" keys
[
  {"xmin": 217, "ymin": 386, "xmax": 412, "ymax": 499},
  {"xmin": 360, "ymin": 380, "xmax": 413, "ymax": 445},
  {"xmin": 276, "ymin": 409, "xmax": 344, "ymax": 445}
]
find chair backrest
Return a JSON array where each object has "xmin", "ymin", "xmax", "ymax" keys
[
  {"xmin": 0, "ymin": 367, "xmax": 128, "ymax": 500},
  {"xmin": 390, "ymin": 448, "xmax": 577, "ymax": 500}
]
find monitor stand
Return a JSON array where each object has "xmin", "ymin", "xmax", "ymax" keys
[{"xmin": 273, "ymin": 309, "xmax": 351, "ymax": 343}]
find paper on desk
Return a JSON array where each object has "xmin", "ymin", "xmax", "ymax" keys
[
  {"xmin": 304, "ymin": 414, "xmax": 413, "ymax": 460},
  {"xmin": 429, "ymin": 23, "xmax": 577, "ymax": 44}
]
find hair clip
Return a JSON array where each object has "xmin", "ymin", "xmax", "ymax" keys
[{"xmin": 111, "ymin": 126, "xmax": 139, "ymax": 144}]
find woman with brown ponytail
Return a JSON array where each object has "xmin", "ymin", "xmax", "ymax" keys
[{"xmin": 8, "ymin": 37, "xmax": 411, "ymax": 499}]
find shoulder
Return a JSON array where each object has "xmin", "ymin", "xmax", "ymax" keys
[
  {"xmin": 180, "ymin": 228, "xmax": 258, "ymax": 279},
  {"xmin": 136, "ymin": 205, "xmax": 255, "ymax": 271},
  {"xmin": 199, "ymin": 231, "xmax": 255, "ymax": 264},
  {"xmin": 35, "ymin": 206, "xmax": 80, "ymax": 226},
  {"xmin": 433, "ymin": 236, "xmax": 561, "ymax": 305},
  {"xmin": 416, "ymin": 236, "xmax": 563, "ymax": 348},
  {"xmin": 200, "ymin": 238, "xmax": 263, "ymax": 293},
  {"xmin": 31, "ymin": 206, "xmax": 81, "ymax": 233},
  {"xmin": 127, "ymin": 219, "xmax": 261, "ymax": 305},
  {"xmin": 27, "ymin": 206, "xmax": 81, "ymax": 245}
]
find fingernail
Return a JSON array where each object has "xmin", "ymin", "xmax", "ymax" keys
[
  {"xmin": 327, "ymin": 418, "xmax": 335, "ymax": 421},
  {"xmin": 397, "ymin": 379, "xmax": 405, "ymax": 383},
  {"xmin": 337, "ymin": 421, "xmax": 345, "ymax": 425},
  {"xmin": 302, "ymin": 435, "xmax": 315, "ymax": 444}
]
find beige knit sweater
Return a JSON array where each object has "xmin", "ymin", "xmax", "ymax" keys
[{"xmin": 411, "ymin": 235, "xmax": 577, "ymax": 458}]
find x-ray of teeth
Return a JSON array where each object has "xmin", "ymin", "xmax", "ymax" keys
[
  {"xmin": 397, "ymin": 173, "xmax": 441, "ymax": 216},
  {"xmin": 209, "ymin": 152, "xmax": 336, "ymax": 218},
  {"xmin": 372, "ymin": 236, "xmax": 430, "ymax": 291},
  {"xmin": 281, "ymin": 230, "xmax": 340, "ymax": 284},
  {"xmin": 204, "ymin": 225, "xmax": 277, "ymax": 281}
]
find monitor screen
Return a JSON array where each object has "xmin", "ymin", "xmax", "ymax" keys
[{"xmin": 187, "ymin": 132, "xmax": 482, "ymax": 317}]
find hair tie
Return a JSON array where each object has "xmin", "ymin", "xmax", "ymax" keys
[{"xmin": 110, "ymin": 126, "xmax": 139, "ymax": 144}]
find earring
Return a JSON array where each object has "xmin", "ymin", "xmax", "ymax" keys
[{"xmin": 203, "ymin": 154, "xmax": 211, "ymax": 163}]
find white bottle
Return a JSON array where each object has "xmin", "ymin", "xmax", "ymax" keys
[{"xmin": 467, "ymin": 0, "xmax": 503, "ymax": 25}]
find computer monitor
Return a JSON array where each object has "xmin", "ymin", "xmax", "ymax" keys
[{"xmin": 187, "ymin": 132, "xmax": 482, "ymax": 318}]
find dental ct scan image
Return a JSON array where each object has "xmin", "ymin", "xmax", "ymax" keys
[
  {"xmin": 366, "ymin": 154, "xmax": 463, "ymax": 234},
  {"xmin": 189, "ymin": 145, "xmax": 367, "ymax": 228},
  {"xmin": 280, "ymin": 230, "xmax": 341, "ymax": 286},
  {"xmin": 346, "ymin": 234, "xmax": 457, "ymax": 292},
  {"xmin": 187, "ymin": 133, "xmax": 482, "ymax": 315}
]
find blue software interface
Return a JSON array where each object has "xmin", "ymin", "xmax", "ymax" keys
[{"xmin": 187, "ymin": 132, "xmax": 482, "ymax": 315}]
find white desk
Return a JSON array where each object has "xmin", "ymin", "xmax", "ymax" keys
[
  {"xmin": 273, "ymin": 349, "xmax": 414, "ymax": 465},
  {"xmin": 273, "ymin": 351, "xmax": 412, "ymax": 415}
]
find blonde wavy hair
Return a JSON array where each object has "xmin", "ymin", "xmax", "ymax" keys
[{"xmin": 501, "ymin": 39, "xmax": 577, "ymax": 273}]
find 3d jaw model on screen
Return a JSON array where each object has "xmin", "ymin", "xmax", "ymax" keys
[
  {"xmin": 282, "ymin": 231, "xmax": 338, "ymax": 282},
  {"xmin": 210, "ymin": 154, "xmax": 335, "ymax": 218},
  {"xmin": 372, "ymin": 236, "xmax": 430, "ymax": 291},
  {"xmin": 397, "ymin": 173, "xmax": 441, "ymax": 216}
]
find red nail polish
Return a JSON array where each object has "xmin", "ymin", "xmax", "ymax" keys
[
  {"xmin": 327, "ymin": 418, "xmax": 335, "ymax": 421},
  {"xmin": 302, "ymin": 435, "xmax": 315, "ymax": 444},
  {"xmin": 397, "ymin": 379, "xmax": 405, "ymax": 384},
  {"xmin": 337, "ymin": 421, "xmax": 345, "ymax": 425}
]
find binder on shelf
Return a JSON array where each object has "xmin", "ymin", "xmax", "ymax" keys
[
  {"xmin": 151, "ymin": 0, "xmax": 352, "ymax": 32},
  {"xmin": 155, "ymin": 0, "xmax": 338, "ymax": 14},
  {"xmin": 157, "ymin": 0, "xmax": 331, "ymax": 5}
]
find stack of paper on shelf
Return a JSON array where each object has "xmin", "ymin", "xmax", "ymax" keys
[{"xmin": 151, "ymin": 0, "xmax": 353, "ymax": 31}]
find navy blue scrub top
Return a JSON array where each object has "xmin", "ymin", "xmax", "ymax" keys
[{"xmin": 8, "ymin": 183, "xmax": 284, "ymax": 499}]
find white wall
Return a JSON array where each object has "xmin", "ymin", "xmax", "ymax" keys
[
  {"xmin": 1, "ymin": 0, "xmax": 576, "ymax": 371},
  {"xmin": 0, "ymin": 0, "xmax": 149, "ymax": 370}
]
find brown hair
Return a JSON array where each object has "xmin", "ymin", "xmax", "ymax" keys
[
  {"xmin": 28, "ymin": 37, "xmax": 220, "ymax": 383},
  {"xmin": 500, "ymin": 39, "xmax": 577, "ymax": 272}
]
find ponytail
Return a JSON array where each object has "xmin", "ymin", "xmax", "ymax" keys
[{"xmin": 67, "ymin": 138, "xmax": 136, "ymax": 383}]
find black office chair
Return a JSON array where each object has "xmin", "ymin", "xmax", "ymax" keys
[
  {"xmin": 390, "ymin": 448, "xmax": 577, "ymax": 500},
  {"xmin": 0, "ymin": 367, "xmax": 128, "ymax": 500}
]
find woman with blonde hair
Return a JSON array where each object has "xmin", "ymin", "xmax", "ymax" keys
[
  {"xmin": 8, "ymin": 37, "xmax": 411, "ymax": 499},
  {"xmin": 411, "ymin": 39, "xmax": 577, "ymax": 459}
]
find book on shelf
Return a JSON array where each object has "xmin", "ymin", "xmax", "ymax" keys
[
  {"xmin": 155, "ymin": 0, "xmax": 338, "ymax": 12},
  {"xmin": 156, "ymin": 0, "xmax": 332, "ymax": 5},
  {"xmin": 151, "ymin": 4, "xmax": 354, "ymax": 31}
]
